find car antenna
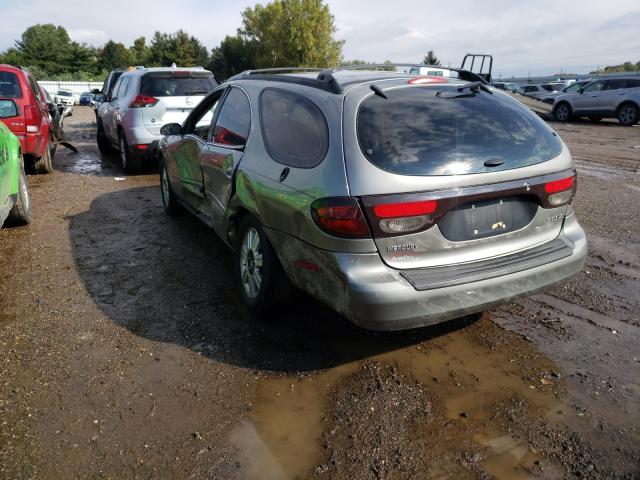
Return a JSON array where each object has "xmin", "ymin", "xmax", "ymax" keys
[{"xmin": 370, "ymin": 84, "xmax": 388, "ymax": 99}]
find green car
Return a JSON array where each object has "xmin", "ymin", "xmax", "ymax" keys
[{"xmin": 0, "ymin": 118, "xmax": 32, "ymax": 227}]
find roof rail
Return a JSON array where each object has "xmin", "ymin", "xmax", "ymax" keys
[
  {"xmin": 230, "ymin": 67, "xmax": 344, "ymax": 93},
  {"xmin": 330, "ymin": 63, "xmax": 489, "ymax": 84}
]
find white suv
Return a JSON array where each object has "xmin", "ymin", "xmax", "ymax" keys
[{"xmin": 96, "ymin": 66, "xmax": 218, "ymax": 172}]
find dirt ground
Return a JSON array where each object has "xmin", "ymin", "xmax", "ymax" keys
[{"xmin": 0, "ymin": 107, "xmax": 638, "ymax": 479}]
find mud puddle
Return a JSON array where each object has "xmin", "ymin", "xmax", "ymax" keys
[{"xmin": 230, "ymin": 316, "xmax": 571, "ymax": 479}]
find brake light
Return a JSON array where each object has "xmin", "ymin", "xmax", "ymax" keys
[
  {"xmin": 130, "ymin": 95, "xmax": 159, "ymax": 108},
  {"xmin": 24, "ymin": 105, "xmax": 39, "ymax": 132},
  {"xmin": 544, "ymin": 176, "xmax": 574, "ymax": 194},
  {"xmin": 408, "ymin": 76, "xmax": 449, "ymax": 85},
  {"xmin": 373, "ymin": 200, "xmax": 439, "ymax": 218},
  {"xmin": 132, "ymin": 143, "xmax": 149, "ymax": 150},
  {"xmin": 545, "ymin": 175, "xmax": 576, "ymax": 206},
  {"xmin": 311, "ymin": 197, "xmax": 370, "ymax": 238}
]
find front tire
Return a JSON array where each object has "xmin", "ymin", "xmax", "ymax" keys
[
  {"xmin": 234, "ymin": 216, "xmax": 292, "ymax": 315},
  {"xmin": 119, "ymin": 132, "xmax": 140, "ymax": 173},
  {"xmin": 8, "ymin": 156, "xmax": 32, "ymax": 225},
  {"xmin": 33, "ymin": 143, "xmax": 53, "ymax": 174},
  {"xmin": 160, "ymin": 160, "xmax": 180, "ymax": 215},
  {"xmin": 617, "ymin": 103, "xmax": 638, "ymax": 126},
  {"xmin": 553, "ymin": 102, "xmax": 572, "ymax": 122}
]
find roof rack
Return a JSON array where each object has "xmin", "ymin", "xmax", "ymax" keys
[{"xmin": 229, "ymin": 63, "xmax": 487, "ymax": 94}]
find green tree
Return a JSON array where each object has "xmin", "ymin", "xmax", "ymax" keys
[
  {"xmin": 14, "ymin": 24, "xmax": 75, "ymax": 76},
  {"xmin": 130, "ymin": 36, "xmax": 150, "ymax": 65},
  {"xmin": 208, "ymin": 35, "xmax": 256, "ymax": 80},
  {"xmin": 99, "ymin": 40, "xmax": 135, "ymax": 71},
  {"xmin": 239, "ymin": 0, "xmax": 343, "ymax": 68},
  {"xmin": 148, "ymin": 30, "xmax": 209, "ymax": 67},
  {"xmin": 423, "ymin": 50, "xmax": 440, "ymax": 66}
]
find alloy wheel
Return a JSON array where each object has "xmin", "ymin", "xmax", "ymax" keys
[
  {"xmin": 619, "ymin": 106, "xmax": 637, "ymax": 125},
  {"xmin": 555, "ymin": 104, "xmax": 569, "ymax": 121},
  {"xmin": 239, "ymin": 227, "xmax": 263, "ymax": 299}
]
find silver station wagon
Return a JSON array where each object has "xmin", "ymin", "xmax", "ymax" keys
[{"xmin": 158, "ymin": 67, "xmax": 587, "ymax": 330}]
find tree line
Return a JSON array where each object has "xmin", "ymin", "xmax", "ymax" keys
[
  {"xmin": 0, "ymin": 0, "xmax": 439, "ymax": 82},
  {"xmin": 590, "ymin": 61, "xmax": 640, "ymax": 74}
]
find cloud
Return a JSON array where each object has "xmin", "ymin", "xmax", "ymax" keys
[{"xmin": 0, "ymin": 0, "xmax": 638, "ymax": 77}]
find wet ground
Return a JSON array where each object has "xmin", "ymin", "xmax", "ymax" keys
[{"xmin": 0, "ymin": 108, "xmax": 639, "ymax": 479}]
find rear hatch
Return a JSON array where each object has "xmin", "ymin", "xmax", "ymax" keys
[
  {"xmin": 343, "ymin": 79, "xmax": 575, "ymax": 269},
  {"xmin": 139, "ymin": 71, "xmax": 217, "ymax": 136}
]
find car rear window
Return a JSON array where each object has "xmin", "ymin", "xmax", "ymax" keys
[
  {"xmin": 260, "ymin": 88, "xmax": 329, "ymax": 168},
  {"xmin": 140, "ymin": 72, "xmax": 217, "ymax": 97},
  {"xmin": 0, "ymin": 71, "xmax": 23, "ymax": 98},
  {"xmin": 356, "ymin": 86, "xmax": 563, "ymax": 176}
]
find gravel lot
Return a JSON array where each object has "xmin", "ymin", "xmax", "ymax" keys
[{"xmin": 1, "ymin": 107, "xmax": 639, "ymax": 479}]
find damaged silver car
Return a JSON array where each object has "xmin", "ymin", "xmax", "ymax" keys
[{"xmin": 158, "ymin": 66, "xmax": 587, "ymax": 330}]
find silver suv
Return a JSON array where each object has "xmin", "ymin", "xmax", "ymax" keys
[
  {"xmin": 96, "ymin": 66, "xmax": 218, "ymax": 171},
  {"xmin": 553, "ymin": 77, "xmax": 640, "ymax": 125},
  {"xmin": 158, "ymin": 68, "xmax": 587, "ymax": 331}
]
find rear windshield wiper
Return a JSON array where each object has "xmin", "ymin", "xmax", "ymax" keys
[{"xmin": 437, "ymin": 81, "xmax": 493, "ymax": 99}]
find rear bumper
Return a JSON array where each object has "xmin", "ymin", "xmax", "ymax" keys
[
  {"xmin": 268, "ymin": 213, "xmax": 587, "ymax": 331},
  {"xmin": 123, "ymin": 126, "xmax": 161, "ymax": 157},
  {"xmin": 17, "ymin": 133, "xmax": 45, "ymax": 157}
]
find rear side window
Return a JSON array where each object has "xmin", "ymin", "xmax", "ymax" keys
[
  {"xmin": 260, "ymin": 89, "xmax": 329, "ymax": 168},
  {"xmin": 0, "ymin": 100, "xmax": 18, "ymax": 118},
  {"xmin": 212, "ymin": 88, "xmax": 251, "ymax": 147},
  {"xmin": 26, "ymin": 73, "xmax": 42, "ymax": 101},
  {"xmin": 0, "ymin": 71, "xmax": 22, "ymax": 98},
  {"xmin": 356, "ymin": 86, "xmax": 563, "ymax": 176},
  {"xmin": 140, "ymin": 73, "xmax": 217, "ymax": 97},
  {"xmin": 627, "ymin": 79, "xmax": 640, "ymax": 88}
]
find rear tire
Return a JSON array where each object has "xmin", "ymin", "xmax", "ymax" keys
[
  {"xmin": 234, "ymin": 216, "xmax": 292, "ymax": 315},
  {"xmin": 617, "ymin": 103, "xmax": 638, "ymax": 126},
  {"xmin": 7, "ymin": 156, "xmax": 32, "ymax": 225},
  {"xmin": 96, "ymin": 121, "xmax": 112, "ymax": 154},
  {"xmin": 119, "ymin": 131, "xmax": 140, "ymax": 173},
  {"xmin": 160, "ymin": 160, "xmax": 181, "ymax": 215},
  {"xmin": 553, "ymin": 102, "xmax": 572, "ymax": 122},
  {"xmin": 33, "ymin": 144, "xmax": 53, "ymax": 174}
]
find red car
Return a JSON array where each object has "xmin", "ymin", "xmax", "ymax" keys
[{"xmin": 0, "ymin": 64, "xmax": 52, "ymax": 173}]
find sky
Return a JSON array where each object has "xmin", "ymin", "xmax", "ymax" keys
[{"xmin": 0, "ymin": 0, "xmax": 638, "ymax": 78}]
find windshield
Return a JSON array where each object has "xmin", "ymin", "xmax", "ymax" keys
[
  {"xmin": 140, "ymin": 72, "xmax": 218, "ymax": 97},
  {"xmin": 356, "ymin": 86, "xmax": 563, "ymax": 176},
  {"xmin": 57, "ymin": 90, "xmax": 73, "ymax": 96}
]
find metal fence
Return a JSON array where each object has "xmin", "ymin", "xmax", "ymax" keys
[{"xmin": 38, "ymin": 81, "xmax": 104, "ymax": 104}]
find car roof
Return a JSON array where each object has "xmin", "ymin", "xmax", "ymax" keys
[{"xmin": 228, "ymin": 67, "xmax": 480, "ymax": 95}]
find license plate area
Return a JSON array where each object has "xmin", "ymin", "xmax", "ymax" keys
[{"xmin": 438, "ymin": 195, "xmax": 538, "ymax": 242}]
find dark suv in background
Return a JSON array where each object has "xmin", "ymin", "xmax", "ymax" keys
[{"xmin": 92, "ymin": 69, "xmax": 124, "ymax": 118}]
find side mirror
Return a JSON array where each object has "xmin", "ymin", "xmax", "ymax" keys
[
  {"xmin": 160, "ymin": 123, "xmax": 182, "ymax": 136},
  {"xmin": 578, "ymin": 88, "xmax": 584, "ymax": 94}
]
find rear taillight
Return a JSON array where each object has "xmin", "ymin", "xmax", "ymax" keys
[
  {"xmin": 544, "ymin": 175, "xmax": 576, "ymax": 206},
  {"xmin": 310, "ymin": 197, "xmax": 370, "ymax": 238},
  {"xmin": 130, "ymin": 95, "xmax": 159, "ymax": 108},
  {"xmin": 370, "ymin": 199, "xmax": 440, "ymax": 235},
  {"xmin": 24, "ymin": 105, "xmax": 39, "ymax": 132}
]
